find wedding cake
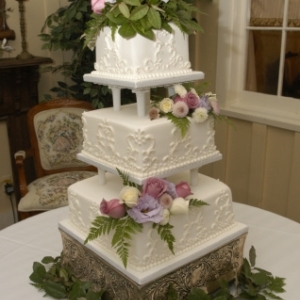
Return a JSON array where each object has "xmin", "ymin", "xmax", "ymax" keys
[{"xmin": 58, "ymin": 1, "xmax": 248, "ymax": 298}]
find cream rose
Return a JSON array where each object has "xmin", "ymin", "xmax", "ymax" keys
[
  {"xmin": 119, "ymin": 186, "xmax": 140, "ymax": 208},
  {"xmin": 159, "ymin": 209, "xmax": 170, "ymax": 225},
  {"xmin": 169, "ymin": 197, "xmax": 189, "ymax": 215},
  {"xmin": 159, "ymin": 98, "xmax": 174, "ymax": 113},
  {"xmin": 174, "ymin": 84, "xmax": 187, "ymax": 97}
]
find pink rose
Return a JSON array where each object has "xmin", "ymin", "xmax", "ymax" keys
[
  {"xmin": 210, "ymin": 100, "xmax": 220, "ymax": 115},
  {"xmin": 175, "ymin": 182, "xmax": 193, "ymax": 198},
  {"xmin": 91, "ymin": 0, "xmax": 105, "ymax": 14},
  {"xmin": 100, "ymin": 198, "xmax": 126, "ymax": 219},
  {"xmin": 143, "ymin": 177, "xmax": 168, "ymax": 199},
  {"xmin": 173, "ymin": 95, "xmax": 184, "ymax": 103},
  {"xmin": 183, "ymin": 92, "xmax": 200, "ymax": 109},
  {"xmin": 159, "ymin": 193, "xmax": 173, "ymax": 209}
]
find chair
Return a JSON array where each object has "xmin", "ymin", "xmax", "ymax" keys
[{"xmin": 14, "ymin": 98, "xmax": 97, "ymax": 220}]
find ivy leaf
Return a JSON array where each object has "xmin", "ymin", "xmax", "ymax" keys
[
  {"xmin": 166, "ymin": 113, "xmax": 190, "ymax": 138},
  {"xmin": 124, "ymin": 0, "xmax": 141, "ymax": 6},
  {"xmin": 166, "ymin": 283, "xmax": 178, "ymax": 300},
  {"xmin": 130, "ymin": 5, "xmax": 149, "ymax": 21},
  {"xmin": 186, "ymin": 287, "xmax": 211, "ymax": 300},
  {"xmin": 118, "ymin": 23, "xmax": 137, "ymax": 39},
  {"xmin": 147, "ymin": 7, "xmax": 161, "ymax": 29},
  {"xmin": 119, "ymin": 2, "xmax": 130, "ymax": 19},
  {"xmin": 43, "ymin": 280, "xmax": 67, "ymax": 299},
  {"xmin": 188, "ymin": 198, "xmax": 208, "ymax": 207},
  {"xmin": 249, "ymin": 245, "xmax": 256, "ymax": 267}
]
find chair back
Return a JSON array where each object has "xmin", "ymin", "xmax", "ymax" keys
[{"xmin": 27, "ymin": 98, "xmax": 95, "ymax": 178}]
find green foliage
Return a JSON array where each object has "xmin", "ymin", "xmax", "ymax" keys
[
  {"xmin": 189, "ymin": 198, "xmax": 209, "ymax": 207},
  {"xmin": 83, "ymin": 0, "xmax": 203, "ymax": 49},
  {"xmin": 29, "ymin": 255, "xmax": 103, "ymax": 299},
  {"xmin": 166, "ymin": 112, "xmax": 191, "ymax": 138},
  {"xmin": 116, "ymin": 168, "xmax": 140, "ymax": 189},
  {"xmin": 39, "ymin": 0, "xmax": 135, "ymax": 107},
  {"xmin": 153, "ymin": 223, "xmax": 175, "ymax": 254},
  {"xmin": 84, "ymin": 215, "xmax": 142, "ymax": 267}
]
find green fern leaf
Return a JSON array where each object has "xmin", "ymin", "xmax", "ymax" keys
[
  {"xmin": 111, "ymin": 216, "xmax": 143, "ymax": 267},
  {"xmin": 166, "ymin": 113, "xmax": 190, "ymax": 138},
  {"xmin": 155, "ymin": 223, "xmax": 175, "ymax": 254},
  {"xmin": 116, "ymin": 168, "xmax": 140, "ymax": 189},
  {"xmin": 188, "ymin": 198, "xmax": 209, "ymax": 207},
  {"xmin": 84, "ymin": 216, "xmax": 116, "ymax": 244}
]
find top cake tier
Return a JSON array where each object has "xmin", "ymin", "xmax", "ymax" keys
[
  {"xmin": 84, "ymin": 24, "xmax": 204, "ymax": 89},
  {"xmin": 78, "ymin": 103, "xmax": 222, "ymax": 184}
]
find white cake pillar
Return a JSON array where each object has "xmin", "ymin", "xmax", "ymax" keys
[
  {"xmin": 190, "ymin": 168, "xmax": 199, "ymax": 186},
  {"xmin": 97, "ymin": 168, "xmax": 106, "ymax": 185},
  {"xmin": 132, "ymin": 88, "xmax": 151, "ymax": 117},
  {"xmin": 109, "ymin": 86, "xmax": 121, "ymax": 111}
]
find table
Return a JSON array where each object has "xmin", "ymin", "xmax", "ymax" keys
[{"xmin": 0, "ymin": 203, "xmax": 299, "ymax": 299}]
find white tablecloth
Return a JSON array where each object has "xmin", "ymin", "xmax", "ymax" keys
[{"xmin": 0, "ymin": 203, "xmax": 299, "ymax": 299}]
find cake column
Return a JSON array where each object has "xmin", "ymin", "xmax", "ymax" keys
[
  {"xmin": 132, "ymin": 88, "xmax": 151, "ymax": 117},
  {"xmin": 109, "ymin": 86, "xmax": 121, "ymax": 111}
]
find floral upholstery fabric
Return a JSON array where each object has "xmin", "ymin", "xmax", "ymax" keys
[
  {"xmin": 18, "ymin": 171, "xmax": 96, "ymax": 211},
  {"xmin": 34, "ymin": 108, "xmax": 88, "ymax": 170}
]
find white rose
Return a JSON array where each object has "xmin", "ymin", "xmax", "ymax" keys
[
  {"xmin": 206, "ymin": 92, "xmax": 217, "ymax": 102},
  {"xmin": 174, "ymin": 84, "xmax": 187, "ymax": 97},
  {"xmin": 159, "ymin": 98, "xmax": 174, "ymax": 113},
  {"xmin": 190, "ymin": 88, "xmax": 199, "ymax": 98},
  {"xmin": 119, "ymin": 186, "xmax": 140, "ymax": 208},
  {"xmin": 159, "ymin": 209, "xmax": 170, "ymax": 225},
  {"xmin": 169, "ymin": 197, "xmax": 189, "ymax": 215},
  {"xmin": 192, "ymin": 107, "xmax": 208, "ymax": 123}
]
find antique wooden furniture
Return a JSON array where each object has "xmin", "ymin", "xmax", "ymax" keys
[{"xmin": 14, "ymin": 98, "xmax": 96, "ymax": 220}]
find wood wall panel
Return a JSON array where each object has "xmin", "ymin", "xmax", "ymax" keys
[
  {"xmin": 262, "ymin": 127, "xmax": 294, "ymax": 217},
  {"xmin": 247, "ymin": 123, "xmax": 267, "ymax": 208},
  {"xmin": 225, "ymin": 119, "xmax": 252, "ymax": 204},
  {"xmin": 286, "ymin": 133, "xmax": 300, "ymax": 221},
  {"xmin": 201, "ymin": 118, "xmax": 300, "ymax": 223}
]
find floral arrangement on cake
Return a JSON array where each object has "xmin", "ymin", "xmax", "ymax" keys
[
  {"xmin": 149, "ymin": 84, "xmax": 221, "ymax": 137},
  {"xmin": 84, "ymin": 169, "xmax": 208, "ymax": 267},
  {"xmin": 84, "ymin": 0, "xmax": 203, "ymax": 49}
]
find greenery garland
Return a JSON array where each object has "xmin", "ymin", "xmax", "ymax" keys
[{"xmin": 29, "ymin": 246, "xmax": 285, "ymax": 300}]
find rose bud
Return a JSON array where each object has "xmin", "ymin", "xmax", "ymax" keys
[
  {"xmin": 100, "ymin": 198, "xmax": 126, "ymax": 219},
  {"xmin": 175, "ymin": 181, "xmax": 193, "ymax": 198}
]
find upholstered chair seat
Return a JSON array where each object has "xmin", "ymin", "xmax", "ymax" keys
[{"xmin": 14, "ymin": 99, "xmax": 97, "ymax": 220}]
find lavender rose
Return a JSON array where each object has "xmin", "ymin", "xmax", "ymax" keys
[
  {"xmin": 143, "ymin": 177, "xmax": 168, "ymax": 199},
  {"xmin": 183, "ymin": 91, "xmax": 200, "ymax": 109},
  {"xmin": 127, "ymin": 194, "xmax": 163, "ymax": 224},
  {"xmin": 100, "ymin": 198, "xmax": 126, "ymax": 219},
  {"xmin": 175, "ymin": 181, "xmax": 193, "ymax": 198},
  {"xmin": 198, "ymin": 95, "xmax": 211, "ymax": 111}
]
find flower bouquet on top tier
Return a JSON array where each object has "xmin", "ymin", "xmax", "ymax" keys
[
  {"xmin": 84, "ymin": 169, "xmax": 208, "ymax": 267},
  {"xmin": 84, "ymin": 0, "xmax": 203, "ymax": 49}
]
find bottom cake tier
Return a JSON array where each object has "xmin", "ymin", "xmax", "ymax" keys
[{"xmin": 59, "ymin": 224, "xmax": 247, "ymax": 299}]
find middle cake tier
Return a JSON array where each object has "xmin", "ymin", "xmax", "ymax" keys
[{"xmin": 79, "ymin": 103, "xmax": 222, "ymax": 183}]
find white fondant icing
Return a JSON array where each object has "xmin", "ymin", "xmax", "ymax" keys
[
  {"xmin": 80, "ymin": 103, "xmax": 222, "ymax": 182},
  {"xmin": 67, "ymin": 171, "xmax": 237, "ymax": 272},
  {"xmin": 94, "ymin": 24, "xmax": 192, "ymax": 80}
]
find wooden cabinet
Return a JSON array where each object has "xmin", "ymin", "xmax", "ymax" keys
[{"xmin": 0, "ymin": 57, "xmax": 52, "ymax": 203}]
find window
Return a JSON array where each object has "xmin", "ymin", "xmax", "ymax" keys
[{"xmin": 216, "ymin": 0, "xmax": 300, "ymax": 131}]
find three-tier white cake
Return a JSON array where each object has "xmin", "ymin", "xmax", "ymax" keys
[{"xmin": 58, "ymin": 13, "xmax": 248, "ymax": 299}]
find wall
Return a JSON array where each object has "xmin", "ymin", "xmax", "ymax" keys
[{"xmin": 0, "ymin": 0, "xmax": 69, "ymax": 229}]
